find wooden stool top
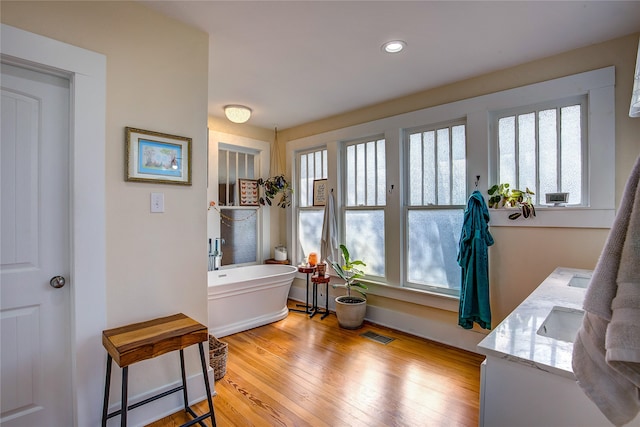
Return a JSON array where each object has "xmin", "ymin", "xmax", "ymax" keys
[
  {"xmin": 102, "ymin": 313, "xmax": 208, "ymax": 367},
  {"xmin": 311, "ymin": 274, "xmax": 331, "ymax": 283}
]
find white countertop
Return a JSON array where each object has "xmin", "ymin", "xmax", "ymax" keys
[{"xmin": 477, "ymin": 267, "xmax": 592, "ymax": 379}]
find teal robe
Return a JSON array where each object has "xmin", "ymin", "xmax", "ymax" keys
[{"xmin": 458, "ymin": 190, "xmax": 494, "ymax": 330}]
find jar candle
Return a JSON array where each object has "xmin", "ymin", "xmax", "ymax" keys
[{"xmin": 307, "ymin": 252, "xmax": 318, "ymax": 267}]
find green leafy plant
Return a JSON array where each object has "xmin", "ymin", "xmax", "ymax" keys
[
  {"xmin": 488, "ymin": 183, "xmax": 536, "ymax": 220},
  {"xmin": 329, "ymin": 244, "xmax": 368, "ymax": 299},
  {"xmin": 258, "ymin": 175, "xmax": 292, "ymax": 208}
]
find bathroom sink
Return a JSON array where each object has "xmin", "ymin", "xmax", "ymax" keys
[
  {"xmin": 567, "ymin": 275, "xmax": 590, "ymax": 289},
  {"xmin": 536, "ymin": 306, "xmax": 585, "ymax": 343}
]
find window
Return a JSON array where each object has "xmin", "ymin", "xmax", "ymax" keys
[
  {"xmin": 297, "ymin": 149, "xmax": 328, "ymax": 260},
  {"xmin": 494, "ymin": 96, "xmax": 586, "ymax": 206},
  {"xmin": 405, "ymin": 122, "xmax": 466, "ymax": 295},
  {"xmin": 218, "ymin": 145, "xmax": 259, "ymax": 265},
  {"xmin": 289, "ymin": 67, "xmax": 614, "ymax": 307},
  {"xmin": 344, "ymin": 136, "xmax": 386, "ymax": 277}
]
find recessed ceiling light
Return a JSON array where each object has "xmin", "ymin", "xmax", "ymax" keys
[{"xmin": 382, "ymin": 40, "xmax": 406, "ymax": 54}]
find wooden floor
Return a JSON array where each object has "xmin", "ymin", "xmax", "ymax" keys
[{"xmin": 147, "ymin": 300, "xmax": 485, "ymax": 427}]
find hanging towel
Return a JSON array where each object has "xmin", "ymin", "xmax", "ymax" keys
[
  {"xmin": 573, "ymin": 154, "xmax": 640, "ymax": 426},
  {"xmin": 320, "ymin": 191, "xmax": 339, "ymax": 264},
  {"xmin": 458, "ymin": 190, "xmax": 494, "ymax": 330}
]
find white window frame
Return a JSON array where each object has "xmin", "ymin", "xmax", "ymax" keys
[
  {"xmin": 404, "ymin": 120, "xmax": 467, "ymax": 295},
  {"xmin": 208, "ymin": 130, "xmax": 271, "ymax": 265},
  {"xmin": 288, "ymin": 67, "xmax": 615, "ymax": 310},
  {"xmin": 295, "ymin": 147, "xmax": 328, "ymax": 261}
]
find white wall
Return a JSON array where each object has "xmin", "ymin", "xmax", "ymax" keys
[{"xmin": 2, "ymin": 2, "xmax": 210, "ymax": 424}]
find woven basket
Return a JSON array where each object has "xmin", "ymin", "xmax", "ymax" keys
[{"xmin": 208, "ymin": 335, "xmax": 228, "ymax": 381}]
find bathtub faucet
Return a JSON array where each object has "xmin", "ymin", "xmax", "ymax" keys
[{"xmin": 210, "ymin": 237, "xmax": 225, "ymax": 271}]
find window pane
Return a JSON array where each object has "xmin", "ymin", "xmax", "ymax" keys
[
  {"xmin": 345, "ymin": 210, "xmax": 384, "ymax": 276},
  {"xmin": 407, "ymin": 209, "xmax": 463, "ymax": 293},
  {"xmin": 561, "ymin": 105, "xmax": 582, "ymax": 203},
  {"xmin": 409, "ymin": 133, "xmax": 422, "ymax": 205},
  {"xmin": 299, "ymin": 210, "xmax": 324, "ymax": 259},
  {"xmin": 220, "ymin": 209, "xmax": 257, "ymax": 265},
  {"xmin": 424, "ymin": 131, "xmax": 436, "ymax": 205},
  {"xmin": 538, "ymin": 109, "xmax": 558, "ymax": 202},
  {"xmin": 451, "ymin": 125, "xmax": 466, "ymax": 205},
  {"xmin": 518, "ymin": 112, "xmax": 536, "ymax": 194},
  {"xmin": 299, "ymin": 150, "xmax": 328, "ymax": 207},
  {"xmin": 300, "ymin": 154, "xmax": 309, "ymax": 207},
  {"xmin": 238, "ymin": 152, "xmax": 246, "ymax": 178},
  {"xmin": 346, "ymin": 145, "xmax": 356, "ymax": 206},
  {"xmin": 346, "ymin": 138, "xmax": 385, "ymax": 207},
  {"xmin": 376, "ymin": 139, "xmax": 386, "ymax": 205},
  {"xmin": 356, "ymin": 143, "xmax": 365, "ymax": 206},
  {"xmin": 366, "ymin": 141, "xmax": 376, "ymax": 205},
  {"xmin": 498, "ymin": 116, "xmax": 516, "ymax": 185},
  {"xmin": 437, "ymin": 128, "xmax": 451, "ymax": 204}
]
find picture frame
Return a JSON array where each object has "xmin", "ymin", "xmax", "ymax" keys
[
  {"xmin": 238, "ymin": 179, "xmax": 259, "ymax": 206},
  {"xmin": 313, "ymin": 179, "xmax": 328, "ymax": 206},
  {"xmin": 125, "ymin": 127, "xmax": 192, "ymax": 185}
]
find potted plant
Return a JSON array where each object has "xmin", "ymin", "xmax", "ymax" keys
[
  {"xmin": 258, "ymin": 175, "xmax": 292, "ymax": 208},
  {"xmin": 487, "ymin": 182, "xmax": 536, "ymax": 220},
  {"xmin": 329, "ymin": 244, "xmax": 368, "ymax": 329}
]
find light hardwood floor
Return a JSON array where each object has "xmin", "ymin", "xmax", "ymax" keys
[{"xmin": 147, "ymin": 300, "xmax": 485, "ymax": 427}]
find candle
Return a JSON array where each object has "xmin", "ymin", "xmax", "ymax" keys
[{"xmin": 308, "ymin": 252, "xmax": 318, "ymax": 267}]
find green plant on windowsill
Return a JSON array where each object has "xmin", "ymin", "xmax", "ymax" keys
[{"xmin": 488, "ymin": 183, "xmax": 536, "ymax": 220}]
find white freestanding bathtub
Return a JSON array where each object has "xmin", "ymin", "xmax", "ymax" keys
[{"xmin": 207, "ymin": 264, "xmax": 297, "ymax": 337}]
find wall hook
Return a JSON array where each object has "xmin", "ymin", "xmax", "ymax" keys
[
  {"xmin": 475, "ymin": 175, "xmax": 480, "ymax": 189},
  {"xmin": 388, "ymin": 184, "xmax": 394, "ymax": 194}
]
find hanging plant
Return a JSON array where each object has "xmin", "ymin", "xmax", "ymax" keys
[
  {"xmin": 488, "ymin": 183, "xmax": 536, "ymax": 220},
  {"xmin": 258, "ymin": 175, "xmax": 292, "ymax": 208}
]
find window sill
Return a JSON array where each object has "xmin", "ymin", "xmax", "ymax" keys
[
  {"xmin": 488, "ymin": 207, "xmax": 614, "ymax": 228},
  {"xmin": 364, "ymin": 280, "xmax": 460, "ymax": 313}
]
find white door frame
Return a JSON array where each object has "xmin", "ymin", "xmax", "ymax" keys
[{"xmin": 1, "ymin": 24, "xmax": 107, "ymax": 427}]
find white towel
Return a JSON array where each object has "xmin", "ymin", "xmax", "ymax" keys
[
  {"xmin": 320, "ymin": 191, "xmax": 338, "ymax": 263},
  {"xmin": 573, "ymin": 154, "xmax": 640, "ymax": 426}
]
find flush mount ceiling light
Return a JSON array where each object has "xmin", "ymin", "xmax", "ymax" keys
[
  {"xmin": 382, "ymin": 40, "xmax": 406, "ymax": 54},
  {"xmin": 224, "ymin": 105, "xmax": 252, "ymax": 123}
]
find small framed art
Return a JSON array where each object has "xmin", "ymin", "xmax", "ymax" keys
[
  {"xmin": 125, "ymin": 127, "xmax": 192, "ymax": 185},
  {"xmin": 313, "ymin": 179, "xmax": 328, "ymax": 206},
  {"xmin": 239, "ymin": 179, "xmax": 259, "ymax": 206}
]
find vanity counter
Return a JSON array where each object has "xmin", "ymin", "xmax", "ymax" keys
[{"xmin": 477, "ymin": 266, "xmax": 590, "ymax": 379}]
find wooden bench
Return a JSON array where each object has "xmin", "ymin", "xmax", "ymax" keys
[{"xmin": 101, "ymin": 313, "xmax": 216, "ymax": 426}]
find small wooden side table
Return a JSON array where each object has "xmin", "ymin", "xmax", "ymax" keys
[
  {"xmin": 310, "ymin": 274, "xmax": 331, "ymax": 320},
  {"xmin": 290, "ymin": 266, "xmax": 315, "ymax": 314},
  {"xmin": 101, "ymin": 313, "xmax": 216, "ymax": 427}
]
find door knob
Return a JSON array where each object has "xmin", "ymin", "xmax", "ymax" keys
[{"xmin": 49, "ymin": 276, "xmax": 66, "ymax": 289}]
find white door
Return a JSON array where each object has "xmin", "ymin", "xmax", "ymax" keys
[{"xmin": 1, "ymin": 63, "xmax": 73, "ymax": 426}]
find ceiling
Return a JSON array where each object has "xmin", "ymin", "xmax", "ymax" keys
[{"xmin": 142, "ymin": 1, "xmax": 640, "ymax": 130}]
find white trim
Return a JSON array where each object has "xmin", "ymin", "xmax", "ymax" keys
[
  {"xmin": 208, "ymin": 130, "xmax": 271, "ymax": 263},
  {"xmin": 1, "ymin": 24, "xmax": 107, "ymax": 427}
]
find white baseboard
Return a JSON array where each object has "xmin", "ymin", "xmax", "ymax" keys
[
  {"xmin": 288, "ymin": 286, "xmax": 486, "ymax": 353},
  {"xmin": 105, "ymin": 368, "xmax": 216, "ymax": 427}
]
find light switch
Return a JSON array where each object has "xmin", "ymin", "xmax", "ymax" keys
[{"xmin": 151, "ymin": 192, "xmax": 164, "ymax": 213}]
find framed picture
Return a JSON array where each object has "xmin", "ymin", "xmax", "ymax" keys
[
  {"xmin": 125, "ymin": 127, "xmax": 192, "ymax": 185},
  {"xmin": 238, "ymin": 179, "xmax": 259, "ymax": 206},
  {"xmin": 313, "ymin": 179, "xmax": 328, "ymax": 206}
]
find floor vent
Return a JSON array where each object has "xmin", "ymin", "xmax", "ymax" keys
[{"xmin": 360, "ymin": 331, "xmax": 395, "ymax": 345}]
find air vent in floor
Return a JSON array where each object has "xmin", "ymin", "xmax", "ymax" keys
[{"xmin": 360, "ymin": 331, "xmax": 395, "ymax": 345}]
